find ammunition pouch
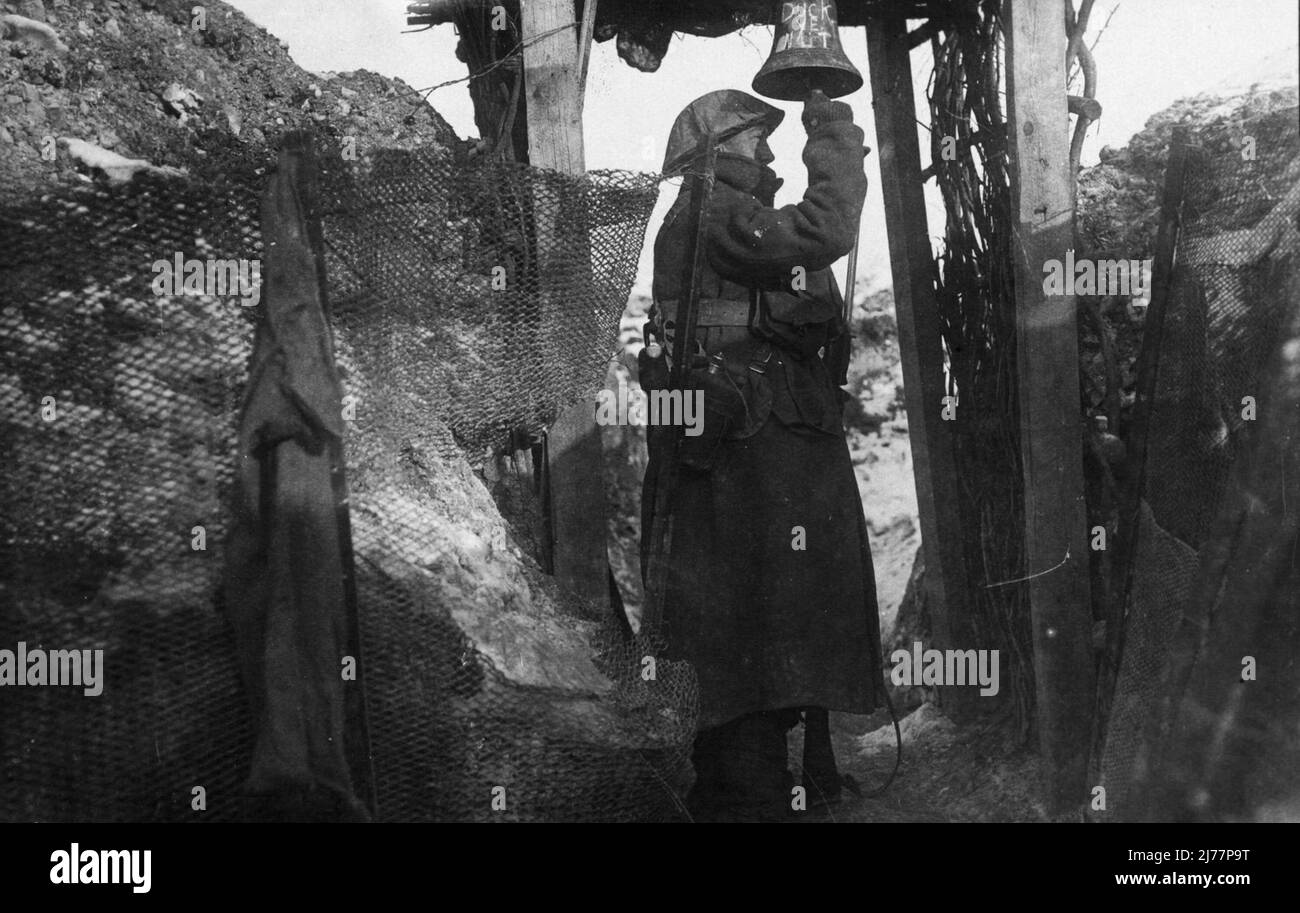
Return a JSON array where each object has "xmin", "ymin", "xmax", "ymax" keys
[
  {"xmin": 750, "ymin": 285, "xmax": 848, "ymax": 368},
  {"xmin": 643, "ymin": 283, "xmax": 856, "ymax": 462},
  {"xmin": 678, "ymin": 343, "xmax": 775, "ymax": 471},
  {"xmin": 678, "ymin": 364, "xmax": 743, "ymax": 471},
  {"xmin": 640, "ymin": 308, "xmax": 776, "ymax": 472}
]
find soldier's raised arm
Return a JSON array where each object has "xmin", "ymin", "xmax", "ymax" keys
[{"xmin": 706, "ymin": 92, "xmax": 868, "ymax": 283}]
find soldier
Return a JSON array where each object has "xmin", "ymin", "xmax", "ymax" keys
[{"xmin": 640, "ymin": 88, "xmax": 883, "ymax": 822}]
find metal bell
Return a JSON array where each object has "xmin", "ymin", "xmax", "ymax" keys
[{"xmin": 752, "ymin": 0, "xmax": 863, "ymax": 101}]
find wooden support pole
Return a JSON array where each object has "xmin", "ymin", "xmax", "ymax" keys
[
  {"xmin": 906, "ymin": 18, "xmax": 941, "ymax": 48},
  {"xmin": 1003, "ymin": 0, "xmax": 1096, "ymax": 812},
  {"xmin": 865, "ymin": 18, "xmax": 977, "ymax": 714},
  {"xmin": 521, "ymin": 0, "xmax": 584, "ymax": 171},
  {"xmin": 520, "ymin": 0, "xmax": 608, "ymax": 605}
]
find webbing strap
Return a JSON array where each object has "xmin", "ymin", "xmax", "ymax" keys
[{"xmin": 660, "ymin": 297, "xmax": 752, "ymax": 327}]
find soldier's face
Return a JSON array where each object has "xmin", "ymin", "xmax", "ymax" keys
[{"xmin": 720, "ymin": 126, "xmax": 775, "ymax": 166}]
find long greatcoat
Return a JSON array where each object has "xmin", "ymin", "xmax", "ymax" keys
[{"xmin": 642, "ymin": 104, "xmax": 884, "ymax": 730}]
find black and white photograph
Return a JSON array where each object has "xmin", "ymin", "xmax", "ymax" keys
[{"xmin": 0, "ymin": 0, "xmax": 1297, "ymax": 884}]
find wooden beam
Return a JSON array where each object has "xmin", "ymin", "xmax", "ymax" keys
[
  {"xmin": 907, "ymin": 19, "xmax": 941, "ymax": 49},
  {"xmin": 521, "ymin": 0, "xmax": 584, "ymax": 172},
  {"xmin": 1003, "ymin": 0, "xmax": 1096, "ymax": 813},
  {"xmin": 520, "ymin": 0, "xmax": 608, "ymax": 606},
  {"xmin": 865, "ymin": 18, "xmax": 978, "ymax": 714}
]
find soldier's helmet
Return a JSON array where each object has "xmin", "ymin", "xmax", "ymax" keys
[{"xmin": 662, "ymin": 89, "xmax": 785, "ymax": 177}]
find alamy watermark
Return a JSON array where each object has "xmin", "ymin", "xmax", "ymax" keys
[
  {"xmin": 890, "ymin": 640, "xmax": 1000, "ymax": 696},
  {"xmin": 1043, "ymin": 249, "xmax": 1152, "ymax": 298},
  {"xmin": 594, "ymin": 376, "xmax": 704, "ymax": 436},
  {"xmin": 151, "ymin": 251, "xmax": 262, "ymax": 307},
  {"xmin": 50, "ymin": 845, "xmax": 150, "ymax": 893},
  {"xmin": 0, "ymin": 642, "xmax": 104, "ymax": 696}
]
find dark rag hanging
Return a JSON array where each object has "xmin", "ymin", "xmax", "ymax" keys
[{"xmin": 223, "ymin": 133, "xmax": 369, "ymax": 821}]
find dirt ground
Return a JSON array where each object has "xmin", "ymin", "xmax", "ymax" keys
[{"xmin": 786, "ymin": 704, "xmax": 1055, "ymax": 823}]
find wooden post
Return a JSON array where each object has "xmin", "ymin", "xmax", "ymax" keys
[
  {"xmin": 865, "ymin": 18, "xmax": 977, "ymax": 714},
  {"xmin": 520, "ymin": 0, "xmax": 585, "ymax": 171},
  {"xmin": 1003, "ymin": 0, "xmax": 1096, "ymax": 812},
  {"xmin": 519, "ymin": 0, "xmax": 608, "ymax": 605}
]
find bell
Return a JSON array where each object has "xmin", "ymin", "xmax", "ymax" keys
[{"xmin": 752, "ymin": 0, "xmax": 863, "ymax": 101}]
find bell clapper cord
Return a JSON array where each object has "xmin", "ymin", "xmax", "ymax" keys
[{"xmin": 864, "ymin": 686, "xmax": 903, "ymax": 799}]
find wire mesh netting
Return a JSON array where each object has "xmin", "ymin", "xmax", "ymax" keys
[
  {"xmin": 1143, "ymin": 113, "xmax": 1300, "ymax": 549},
  {"xmin": 0, "ymin": 137, "xmax": 697, "ymax": 822},
  {"xmin": 318, "ymin": 146, "xmax": 661, "ymax": 458},
  {"xmin": 312, "ymin": 142, "xmax": 695, "ymax": 822},
  {"xmin": 1144, "ymin": 262, "xmax": 1300, "ymax": 820},
  {"xmin": 0, "ymin": 170, "xmax": 262, "ymax": 821},
  {"xmin": 1097, "ymin": 107, "xmax": 1300, "ymax": 820}
]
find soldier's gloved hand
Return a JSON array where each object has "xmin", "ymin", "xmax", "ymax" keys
[
  {"xmin": 638, "ymin": 329, "xmax": 670, "ymax": 392},
  {"xmin": 802, "ymin": 89, "xmax": 853, "ymax": 131}
]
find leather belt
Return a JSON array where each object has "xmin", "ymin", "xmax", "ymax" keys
[{"xmin": 660, "ymin": 298, "xmax": 752, "ymax": 328}]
